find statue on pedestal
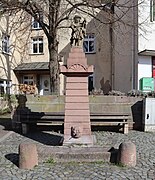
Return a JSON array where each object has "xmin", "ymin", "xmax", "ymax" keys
[{"xmin": 70, "ymin": 15, "xmax": 86, "ymax": 47}]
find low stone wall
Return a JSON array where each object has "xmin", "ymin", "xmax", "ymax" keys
[
  {"xmin": 14, "ymin": 95, "xmax": 143, "ymax": 130},
  {"xmin": 89, "ymin": 96, "xmax": 143, "ymax": 130}
]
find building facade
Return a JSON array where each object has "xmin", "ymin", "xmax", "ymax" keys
[
  {"xmin": 2, "ymin": 0, "xmax": 153, "ymax": 96},
  {"xmin": 138, "ymin": 0, "xmax": 155, "ymax": 91},
  {"xmin": 0, "ymin": 4, "xmax": 113, "ymax": 96}
]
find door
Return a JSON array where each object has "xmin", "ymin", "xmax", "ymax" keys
[
  {"xmin": 40, "ymin": 75, "xmax": 50, "ymax": 95},
  {"xmin": 88, "ymin": 75, "xmax": 94, "ymax": 93},
  {"xmin": 143, "ymin": 98, "xmax": 155, "ymax": 131},
  {"xmin": 152, "ymin": 57, "xmax": 155, "ymax": 78},
  {"xmin": 152, "ymin": 57, "xmax": 155, "ymax": 91}
]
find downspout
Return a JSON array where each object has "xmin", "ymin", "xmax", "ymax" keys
[
  {"xmin": 110, "ymin": 1, "xmax": 115, "ymax": 90},
  {"xmin": 6, "ymin": 15, "xmax": 11, "ymax": 95},
  {"xmin": 110, "ymin": 24, "xmax": 114, "ymax": 89},
  {"xmin": 132, "ymin": 0, "xmax": 138, "ymax": 90}
]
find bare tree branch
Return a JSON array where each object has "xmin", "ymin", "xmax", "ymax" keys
[{"xmin": 0, "ymin": 0, "xmax": 138, "ymax": 94}]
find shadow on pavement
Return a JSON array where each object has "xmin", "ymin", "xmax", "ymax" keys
[
  {"xmin": 0, "ymin": 114, "xmax": 63, "ymax": 146},
  {"xmin": 108, "ymin": 147, "xmax": 119, "ymax": 163},
  {"xmin": 23, "ymin": 131, "xmax": 64, "ymax": 146},
  {"xmin": 5, "ymin": 153, "xmax": 19, "ymax": 167}
]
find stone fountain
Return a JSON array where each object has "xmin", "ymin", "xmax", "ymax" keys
[{"xmin": 60, "ymin": 15, "xmax": 94, "ymax": 145}]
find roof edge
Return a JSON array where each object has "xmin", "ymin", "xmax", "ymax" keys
[{"xmin": 138, "ymin": 49, "xmax": 155, "ymax": 56}]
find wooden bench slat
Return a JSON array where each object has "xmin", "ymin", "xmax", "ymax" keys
[
  {"xmin": 21, "ymin": 112, "xmax": 130, "ymax": 116},
  {"xmin": 29, "ymin": 116, "xmax": 64, "ymax": 120},
  {"xmin": 19, "ymin": 112, "xmax": 131, "ymax": 134},
  {"xmin": 35, "ymin": 122, "xmax": 128, "ymax": 126},
  {"xmin": 37, "ymin": 122, "xmax": 63, "ymax": 125},
  {"xmin": 91, "ymin": 122, "xmax": 127, "ymax": 126},
  {"xmin": 90, "ymin": 116, "xmax": 130, "ymax": 120},
  {"xmin": 21, "ymin": 114, "xmax": 131, "ymax": 122},
  {"xmin": 25, "ymin": 116, "xmax": 130, "ymax": 120}
]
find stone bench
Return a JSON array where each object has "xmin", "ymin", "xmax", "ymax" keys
[
  {"xmin": 90, "ymin": 113, "xmax": 131, "ymax": 134},
  {"xmin": 91, "ymin": 113, "xmax": 130, "ymax": 134},
  {"xmin": 18, "ymin": 112, "xmax": 131, "ymax": 134}
]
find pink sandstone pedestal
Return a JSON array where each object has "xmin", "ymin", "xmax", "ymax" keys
[{"xmin": 60, "ymin": 47, "xmax": 94, "ymax": 145}]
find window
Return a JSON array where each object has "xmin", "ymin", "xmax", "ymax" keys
[
  {"xmin": 150, "ymin": 0, "xmax": 155, "ymax": 22},
  {"xmin": 0, "ymin": 80, "xmax": 11, "ymax": 95},
  {"xmin": 23, "ymin": 75, "xmax": 34, "ymax": 85},
  {"xmin": 83, "ymin": 34, "xmax": 96, "ymax": 54},
  {"xmin": 2, "ymin": 34, "xmax": 9, "ymax": 54},
  {"xmin": 88, "ymin": 75, "xmax": 94, "ymax": 93},
  {"xmin": 0, "ymin": 86, "xmax": 4, "ymax": 95},
  {"xmin": 31, "ymin": 37, "xmax": 43, "ymax": 54},
  {"xmin": 32, "ymin": 13, "xmax": 43, "ymax": 29}
]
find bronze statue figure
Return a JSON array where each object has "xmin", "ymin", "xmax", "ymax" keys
[{"xmin": 70, "ymin": 15, "xmax": 86, "ymax": 47}]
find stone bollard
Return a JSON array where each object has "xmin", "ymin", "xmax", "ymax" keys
[
  {"xmin": 118, "ymin": 141, "xmax": 136, "ymax": 167},
  {"xmin": 19, "ymin": 143, "xmax": 38, "ymax": 169}
]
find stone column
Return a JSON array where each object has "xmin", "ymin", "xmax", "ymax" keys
[
  {"xmin": 118, "ymin": 141, "xmax": 136, "ymax": 167},
  {"xmin": 19, "ymin": 143, "xmax": 38, "ymax": 169},
  {"xmin": 60, "ymin": 47, "xmax": 94, "ymax": 145}
]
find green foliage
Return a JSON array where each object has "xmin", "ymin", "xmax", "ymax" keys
[
  {"xmin": 0, "ymin": 93, "xmax": 8, "ymax": 99},
  {"xmin": 45, "ymin": 157, "xmax": 56, "ymax": 164},
  {"xmin": 89, "ymin": 160, "xmax": 106, "ymax": 165},
  {"xmin": 0, "ymin": 107, "xmax": 11, "ymax": 115},
  {"xmin": 114, "ymin": 162, "xmax": 126, "ymax": 168}
]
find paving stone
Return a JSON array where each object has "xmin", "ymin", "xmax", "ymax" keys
[{"xmin": 1, "ymin": 130, "xmax": 155, "ymax": 179}]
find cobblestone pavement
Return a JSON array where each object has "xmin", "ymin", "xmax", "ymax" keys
[{"xmin": 0, "ymin": 126, "xmax": 155, "ymax": 179}]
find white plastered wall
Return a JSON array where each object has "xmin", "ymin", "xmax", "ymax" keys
[
  {"xmin": 138, "ymin": 0, "xmax": 155, "ymax": 51},
  {"xmin": 138, "ymin": 55, "xmax": 152, "ymax": 89}
]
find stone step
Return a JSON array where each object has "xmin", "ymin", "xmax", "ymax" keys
[{"xmin": 38, "ymin": 146, "xmax": 118, "ymax": 163}]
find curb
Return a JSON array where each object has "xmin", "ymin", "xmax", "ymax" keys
[{"xmin": 0, "ymin": 131, "xmax": 14, "ymax": 143}]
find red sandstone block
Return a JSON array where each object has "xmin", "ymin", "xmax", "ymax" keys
[
  {"xmin": 67, "ymin": 58, "xmax": 87, "ymax": 67},
  {"xmin": 64, "ymin": 120, "xmax": 90, "ymax": 124},
  {"xmin": 66, "ymin": 77, "xmax": 88, "ymax": 83},
  {"xmin": 64, "ymin": 124, "xmax": 91, "ymax": 131},
  {"xmin": 70, "ymin": 47, "xmax": 83, "ymax": 53},
  {"xmin": 65, "ymin": 96, "xmax": 89, "ymax": 103},
  {"xmin": 64, "ymin": 131, "xmax": 91, "ymax": 136},
  {"xmin": 64, "ymin": 128, "xmax": 72, "ymax": 135},
  {"xmin": 64, "ymin": 122, "xmax": 81, "ymax": 126},
  {"xmin": 68, "ymin": 68, "xmax": 87, "ymax": 73},
  {"xmin": 80, "ymin": 128, "xmax": 91, "ymax": 134},
  {"xmin": 65, "ymin": 109, "xmax": 90, "ymax": 116},
  {"xmin": 64, "ymin": 122, "xmax": 90, "ymax": 128},
  {"xmin": 81, "ymin": 123, "xmax": 91, "ymax": 130},
  {"xmin": 64, "ymin": 116, "xmax": 90, "ymax": 123},
  {"xmin": 64, "ymin": 127, "xmax": 91, "ymax": 136},
  {"xmin": 87, "ymin": 65, "xmax": 94, "ymax": 73},
  {"xmin": 64, "ymin": 132, "xmax": 91, "ymax": 137},
  {"xmin": 66, "ymin": 90, "xmax": 88, "ymax": 96},
  {"xmin": 69, "ymin": 53, "xmax": 85, "ymax": 58},
  {"xmin": 66, "ymin": 82, "xmax": 87, "ymax": 90},
  {"xmin": 65, "ymin": 103, "xmax": 89, "ymax": 110},
  {"xmin": 82, "ymin": 131, "xmax": 92, "ymax": 136}
]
